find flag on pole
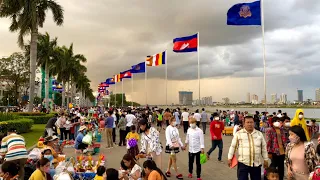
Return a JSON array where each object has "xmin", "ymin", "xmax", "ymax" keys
[
  {"xmin": 114, "ymin": 74, "xmax": 121, "ymax": 82},
  {"xmin": 99, "ymin": 82, "xmax": 109, "ymax": 87},
  {"xmin": 173, "ymin": 33, "xmax": 198, "ymax": 53},
  {"xmin": 106, "ymin": 78, "xmax": 115, "ymax": 85},
  {"xmin": 120, "ymin": 70, "xmax": 132, "ymax": 79},
  {"xmin": 131, "ymin": 62, "xmax": 146, "ymax": 73},
  {"xmin": 146, "ymin": 51, "xmax": 166, "ymax": 66},
  {"xmin": 227, "ymin": 1, "xmax": 261, "ymax": 26}
]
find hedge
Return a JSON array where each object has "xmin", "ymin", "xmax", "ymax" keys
[
  {"xmin": 0, "ymin": 119, "xmax": 33, "ymax": 134},
  {"xmin": 17, "ymin": 114, "xmax": 55, "ymax": 124},
  {"xmin": 13, "ymin": 112, "xmax": 48, "ymax": 116},
  {"xmin": 0, "ymin": 113, "xmax": 17, "ymax": 122}
]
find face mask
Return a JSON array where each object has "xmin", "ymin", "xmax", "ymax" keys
[
  {"xmin": 190, "ymin": 124, "xmax": 196, "ymax": 129},
  {"xmin": 285, "ymin": 122, "xmax": 290, "ymax": 127},
  {"xmin": 273, "ymin": 122, "xmax": 280, "ymax": 128},
  {"xmin": 44, "ymin": 155, "xmax": 54, "ymax": 162},
  {"xmin": 214, "ymin": 117, "xmax": 219, "ymax": 120},
  {"xmin": 172, "ymin": 122, "xmax": 177, "ymax": 127},
  {"xmin": 298, "ymin": 115, "xmax": 304, "ymax": 119},
  {"xmin": 289, "ymin": 136, "xmax": 300, "ymax": 144}
]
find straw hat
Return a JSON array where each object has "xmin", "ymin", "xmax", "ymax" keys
[{"xmin": 79, "ymin": 126, "xmax": 87, "ymax": 132}]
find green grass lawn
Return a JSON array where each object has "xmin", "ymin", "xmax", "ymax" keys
[{"xmin": 21, "ymin": 124, "xmax": 46, "ymax": 148}]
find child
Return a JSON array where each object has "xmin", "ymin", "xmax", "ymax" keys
[
  {"xmin": 126, "ymin": 125, "xmax": 140, "ymax": 159},
  {"xmin": 266, "ymin": 167, "xmax": 279, "ymax": 180},
  {"xmin": 94, "ymin": 166, "xmax": 106, "ymax": 180},
  {"xmin": 309, "ymin": 142, "xmax": 320, "ymax": 180}
]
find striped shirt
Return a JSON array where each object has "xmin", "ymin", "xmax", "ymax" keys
[
  {"xmin": 0, "ymin": 133, "xmax": 28, "ymax": 161},
  {"xmin": 228, "ymin": 129, "xmax": 268, "ymax": 167}
]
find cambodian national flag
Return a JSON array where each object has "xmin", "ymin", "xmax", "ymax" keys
[
  {"xmin": 120, "ymin": 70, "xmax": 132, "ymax": 79},
  {"xmin": 173, "ymin": 33, "xmax": 198, "ymax": 53}
]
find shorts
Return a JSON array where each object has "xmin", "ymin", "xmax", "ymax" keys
[
  {"xmin": 157, "ymin": 121, "xmax": 162, "ymax": 127},
  {"xmin": 165, "ymin": 145, "xmax": 180, "ymax": 154}
]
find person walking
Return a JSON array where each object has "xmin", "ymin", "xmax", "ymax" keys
[
  {"xmin": 185, "ymin": 118, "xmax": 205, "ymax": 180},
  {"xmin": 45, "ymin": 113, "xmax": 58, "ymax": 137},
  {"xmin": 105, "ymin": 111, "xmax": 114, "ymax": 148},
  {"xmin": 117, "ymin": 114, "xmax": 127, "ymax": 146},
  {"xmin": 200, "ymin": 108, "xmax": 209, "ymax": 134},
  {"xmin": 266, "ymin": 117, "xmax": 288, "ymax": 180},
  {"xmin": 228, "ymin": 116, "xmax": 269, "ymax": 180},
  {"xmin": 290, "ymin": 109, "xmax": 310, "ymax": 141},
  {"xmin": 165, "ymin": 117, "xmax": 184, "ymax": 179},
  {"xmin": 193, "ymin": 109, "xmax": 201, "ymax": 128},
  {"xmin": 56, "ymin": 112, "xmax": 66, "ymax": 140},
  {"xmin": 126, "ymin": 110, "xmax": 136, "ymax": 135},
  {"xmin": 163, "ymin": 108, "xmax": 172, "ymax": 127},
  {"xmin": 206, "ymin": 113, "xmax": 224, "ymax": 162},
  {"xmin": 181, "ymin": 108, "xmax": 190, "ymax": 134},
  {"xmin": 0, "ymin": 128, "xmax": 28, "ymax": 179}
]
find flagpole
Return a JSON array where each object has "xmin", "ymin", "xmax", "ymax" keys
[
  {"xmin": 197, "ymin": 32, "xmax": 200, "ymax": 106},
  {"xmin": 122, "ymin": 79, "xmax": 124, "ymax": 107},
  {"xmin": 165, "ymin": 50, "xmax": 168, "ymax": 108},
  {"xmin": 145, "ymin": 63, "xmax": 148, "ymax": 106},
  {"xmin": 115, "ymin": 82, "xmax": 117, "ymax": 107},
  {"xmin": 131, "ymin": 73, "xmax": 134, "ymax": 107},
  {"xmin": 261, "ymin": 0, "xmax": 267, "ymax": 112}
]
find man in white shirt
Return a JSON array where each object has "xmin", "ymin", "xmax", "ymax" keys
[
  {"xmin": 184, "ymin": 118, "xmax": 204, "ymax": 179},
  {"xmin": 125, "ymin": 110, "xmax": 136, "ymax": 134},
  {"xmin": 228, "ymin": 116, "xmax": 268, "ymax": 180},
  {"xmin": 181, "ymin": 108, "xmax": 190, "ymax": 134},
  {"xmin": 193, "ymin": 109, "xmax": 201, "ymax": 128},
  {"xmin": 112, "ymin": 111, "xmax": 117, "ymax": 144}
]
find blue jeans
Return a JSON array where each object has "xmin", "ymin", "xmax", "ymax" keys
[
  {"xmin": 237, "ymin": 162, "xmax": 261, "ymax": 180},
  {"xmin": 207, "ymin": 140, "xmax": 223, "ymax": 161}
]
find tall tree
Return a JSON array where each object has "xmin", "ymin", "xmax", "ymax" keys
[{"xmin": 0, "ymin": 0, "xmax": 64, "ymax": 112}]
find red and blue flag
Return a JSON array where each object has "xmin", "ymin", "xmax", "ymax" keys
[{"xmin": 173, "ymin": 33, "xmax": 198, "ymax": 53}]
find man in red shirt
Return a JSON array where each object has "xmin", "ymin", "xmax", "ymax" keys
[{"xmin": 206, "ymin": 112, "xmax": 224, "ymax": 162}]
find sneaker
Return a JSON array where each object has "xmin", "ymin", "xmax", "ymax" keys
[
  {"xmin": 188, "ymin": 174, "xmax": 192, "ymax": 178},
  {"xmin": 176, "ymin": 174, "xmax": 183, "ymax": 179},
  {"xmin": 165, "ymin": 171, "xmax": 171, "ymax": 177}
]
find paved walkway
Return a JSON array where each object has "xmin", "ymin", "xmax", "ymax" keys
[{"xmin": 64, "ymin": 126, "xmax": 237, "ymax": 180}]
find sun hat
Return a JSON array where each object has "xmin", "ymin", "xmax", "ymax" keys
[
  {"xmin": 79, "ymin": 125, "xmax": 87, "ymax": 132},
  {"xmin": 44, "ymin": 136, "xmax": 56, "ymax": 143}
]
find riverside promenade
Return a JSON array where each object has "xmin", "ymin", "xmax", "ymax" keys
[{"xmin": 64, "ymin": 127, "xmax": 237, "ymax": 180}]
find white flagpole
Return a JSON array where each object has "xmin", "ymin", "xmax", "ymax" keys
[
  {"xmin": 145, "ymin": 63, "xmax": 148, "ymax": 106},
  {"xmin": 165, "ymin": 50, "xmax": 168, "ymax": 107},
  {"xmin": 131, "ymin": 73, "xmax": 134, "ymax": 107},
  {"xmin": 115, "ymin": 81, "xmax": 117, "ymax": 107},
  {"xmin": 197, "ymin": 32, "xmax": 200, "ymax": 106},
  {"xmin": 122, "ymin": 79, "xmax": 124, "ymax": 107},
  {"xmin": 261, "ymin": 0, "xmax": 267, "ymax": 112}
]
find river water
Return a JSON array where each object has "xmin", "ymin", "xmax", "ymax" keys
[{"xmin": 180, "ymin": 107, "xmax": 320, "ymax": 118}]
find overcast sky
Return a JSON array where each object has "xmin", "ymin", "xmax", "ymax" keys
[{"xmin": 1, "ymin": 0, "xmax": 320, "ymax": 104}]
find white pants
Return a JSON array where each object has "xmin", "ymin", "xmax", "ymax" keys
[{"xmin": 46, "ymin": 128, "xmax": 54, "ymax": 136}]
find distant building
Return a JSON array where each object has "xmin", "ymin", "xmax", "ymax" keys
[
  {"xmin": 280, "ymin": 93, "xmax": 287, "ymax": 104},
  {"xmin": 251, "ymin": 94, "xmax": 259, "ymax": 104},
  {"xmin": 246, "ymin": 93, "xmax": 251, "ymax": 103},
  {"xmin": 297, "ymin": 90, "xmax": 303, "ymax": 102},
  {"xmin": 316, "ymin": 88, "xmax": 320, "ymax": 101},
  {"xmin": 271, "ymin": 93, "xmax": 277, "ymax": 104},
  {"xmin": 201, "ymin": 96, "xmax": 213, "ymax": 105},
  {"xmin": 179, "ymin": 91, "xmax": 193, "ymax": 105}
]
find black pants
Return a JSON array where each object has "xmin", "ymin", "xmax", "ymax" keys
[
  {"xmin": 119, "ymin": 129, "xmax": 126, "ymax": 146},
  {"xmin": 126, "ymin": 126, "xmax": 131, "ymax": 135},
  {"xmin": 112, "ymin": 128, "xmax": 116, "ymax": 143},
  {"xmin": 188, "ymin": 151, "xmax": 201, "ymax": 178},
  {"xmin": 196, "ymin": 121, "xmax": 200, "ymax": 127},
  {"xmin": 77, "ymin": 143, "xmax": 88, "ymax": 150},
  {"xmin": 201, "ymin": 122, "xmax": 207, "ymax": 134},
  {"xmin": 270, "ymin": 154, "xmax": 285, "ymax": 180},
  {"xmin": 183, "ymin": 121, "xmax": 189, "ymax": 134},
  {"xmin": 64, "ymin": 130, "xmax": 71, "ymax": 140},
  {"xmin": 207, "ymin": 140, "xmax": 223, "ymax": 161},
  {"xmin": 166, "ymin": 120, "xmax": 169, "ymax": 126},
  {"xmin": 237, "ymin": 162, "xmax": 261, "ymax": 180},
  {"xmin": 59, "ymin": 128, "xmax": 66, "ymax": 140}
]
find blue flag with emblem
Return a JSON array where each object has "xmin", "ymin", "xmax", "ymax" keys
[
  {"xmin": 227, "ymin": 1, "xmax": 261, "ymax": 26},
  {"xmin": 131, "ymin": 62, "xmax": 146, "ymax": 74}
]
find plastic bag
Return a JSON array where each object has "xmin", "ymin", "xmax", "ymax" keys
[
  {"xmin": 82, "ymin": 132, "xmax": 93, "ymax": 145},
  {"xmin": 55, "ymin": 161, "xmax": 75, "ymax": 175},
  {"xmin": 200, "ymin": 153, "xmax": 207, "ymax": 164},
  {"xmin": 28, "ymin": 148, "xmax": 42, "ymax": 160}
]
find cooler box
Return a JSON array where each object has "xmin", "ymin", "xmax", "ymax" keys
[{"xmin": 223, "ymin": 126, "xmax": 234, "ymax": 136}]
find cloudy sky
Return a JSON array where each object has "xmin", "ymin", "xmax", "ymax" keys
[{"xmin": 1, "ymin": 0, "xmax": 320, "ymax": 104}]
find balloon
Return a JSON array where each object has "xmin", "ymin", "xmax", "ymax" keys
[{"xmin": 128, "ymin": 138, "xmax": 137, "ymax": 148}]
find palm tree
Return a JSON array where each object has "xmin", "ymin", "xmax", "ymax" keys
[{"xmin": 0, "ymin": 0, "xmax": 63, "ymax": 112}]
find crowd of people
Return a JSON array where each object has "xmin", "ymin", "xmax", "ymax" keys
[{"xmin": 1, "ymin": 106, "xmax": 320, "ymax": 180}]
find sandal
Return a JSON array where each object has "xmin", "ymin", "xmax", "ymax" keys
[{"xmin": 165, "ymin": 171, "xmax": 171, "ymax": 177}]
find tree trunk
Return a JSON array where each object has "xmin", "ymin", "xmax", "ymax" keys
[
  {"xmin": 66, "ymin": 80, "xmax": 70, "ymax": 109},
  {"xmin": 45, "ymin": 61, "xmax": 49, "ymax": 109},
  {"xmin": 62, "ymin": 81, "xmax": 66, "ymax": 108},
  {"xmin": 70, "ymin": 77, "xmax": 73, "ymax": 104},
  {"xmin": 28, "ymin": 31, "xmax": 38, "ymax": 112}
]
